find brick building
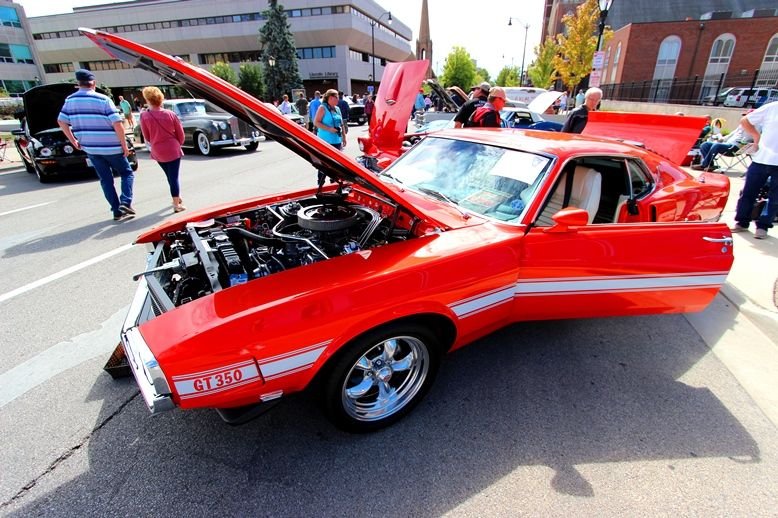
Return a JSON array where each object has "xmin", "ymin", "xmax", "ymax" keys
[{"xmin": 601, "ymin": 13, "xmax": 778, "ymax": 102}]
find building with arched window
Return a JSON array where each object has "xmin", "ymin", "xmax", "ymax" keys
[{"xmin": 601, "ymin": 11, "xmax": 777, "ymax": 103}]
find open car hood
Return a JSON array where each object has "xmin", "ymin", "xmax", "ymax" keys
[
  {"xmin": 583, "ymin": 111, "xmax": 705, "ymax": 165},
  {"xmin": 528, "ymin": 91, "xmax": 563, "ymax": 115},
  {"xmin": 78, "ymin": 28, "xmax": 430, "ymax": 223},
  {"xmin": 424, "ymin": 79, "xmax": 460, "ymax": 111},
  {"xmin": 22, "ymin": 83, "xmax": 108, "ymax": 135},
  {"xmin": 369, "ymin": 60, "xmax": 430, "ymax": 157}
]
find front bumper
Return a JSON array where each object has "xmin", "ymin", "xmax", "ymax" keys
[
  {"xmin": 212, "ymin": 134, "xmax": 261, "ymax": 147},
  {"xmin": 120, "ymin": 247, "xmax": 175, "ymax": 413}
]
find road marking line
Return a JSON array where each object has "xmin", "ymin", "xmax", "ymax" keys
[
  {"xmin": 0, "ymin": 201, "xmax": 54, "ymax": 217},
  {"xmin": 0, "ymin": 308, "xmax": 126, "ymax": 409},
  {"xmin": 0, "ymin": 243, "xmax": 134, "ymax": 304}
]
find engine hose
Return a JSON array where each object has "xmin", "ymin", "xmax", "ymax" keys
[{"xmin": 224, "ymin": 226, "xmax": 286, "ymax": 248}]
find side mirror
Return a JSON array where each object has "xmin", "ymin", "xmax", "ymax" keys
[
  {"xmin": 627, "ymin": 198, "xmax": 639, "ymax": 215},
  {"xmin": 544, "ymin": 207, "xmax": 589, "ymax": 233}
]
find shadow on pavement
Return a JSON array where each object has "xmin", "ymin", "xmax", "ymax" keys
[{"xmin": 4, "ymin": 313, "xmax": 762, "ymax": 515}]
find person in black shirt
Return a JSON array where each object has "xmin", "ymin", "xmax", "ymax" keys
[
  {"xmin": 454, "ymin": 81, "xmax": 491, "ymax": 128},
  {"xmin": 561, "ymin": 87, "xmax": 603, "ymax": 134},
  {"xmin": 337, "ymin": 91, "xmax": 350, "ymax": 125}
]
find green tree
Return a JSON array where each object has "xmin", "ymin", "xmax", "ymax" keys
[
  {"xmin": 553, "ymin": 0, "xmax": 612, "ymax": 92},
  {"xmin": 211, "ymin": 61, "xmax": 238, "ymax": 85},
  {"xmin": 238, "ymin": 62, "xmax": 264, "ymax": 99},
  {"xmin": 259, "ymin": 0, "xmax": 302, "ymax": 102},
  {"xmin": 439, "ymin": 46, "xmax": 477, "ymax": 91},
  {"xmin": 528, "ymin": 36, "xmax": 559, "ymax": 90},
  {"xmin": 475, "ymin": 67, "xmax": 491, "ymax": 84},
  {"xmin": 496, "ymin": 66, "xmax": 520, "ymax": 87}
]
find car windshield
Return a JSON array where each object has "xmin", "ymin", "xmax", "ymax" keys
[
  {"xmin": 383, "ymin": 136, "xmax": 552, "ymax": 222},
  {"xmin": 176, "ymin": 101, "xmax": 207, "ymax": 115}
]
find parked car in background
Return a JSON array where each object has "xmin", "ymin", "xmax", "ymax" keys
[
  {"xmin": 723, "ymin": 87, "xmax": 778, "ymax": 108},
  {"xmin": 12, "ymin": 83, "xmax": 138, "ymax": 183},
  {"xmin": 701, "ymin": 87, "xmax": 735, "ymax": 106},
  {"xmin": 134, "ymin": 98, "xmax": 261, "ymax": 155},
  {"xmin": 346, "ymin": 98, "xmax": 367, "ymax": 125}
]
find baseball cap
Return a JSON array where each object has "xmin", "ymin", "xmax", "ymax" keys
[
  {"xmin": 75, "ymin": 69, "xmax": 95, "ymax": 82},
  {"xmin": 489, "ymin": 86, "xmax": 506, "ymax": 100},
  {"xmin": 472, "ymin": 81, "xmax": 491, "ymax": 94}
]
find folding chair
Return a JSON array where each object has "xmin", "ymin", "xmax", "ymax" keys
[
  {"xmin": 0, "ymin": 140, "xmax": 7, "ymax": 162},
  {"xmin": 715, "ymin": 142, "xmax": 754, "ymax": 173}
]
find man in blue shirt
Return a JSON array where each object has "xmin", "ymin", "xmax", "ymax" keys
[
  {"xmin": 308, "ymin": 91, "xmax": 321, "ymax": 132},
  {"xmin": 58, "ymin": 69, "xmax": 136, "ymax": 221}
]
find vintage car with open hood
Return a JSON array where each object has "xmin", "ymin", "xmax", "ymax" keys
[
  {"xmin": 82, "ymin": 28, "xmax": 734, "ymax": 433},
  {"xmin": 13, "ymin": 83, "xmax": 138, "ymax": 183}
]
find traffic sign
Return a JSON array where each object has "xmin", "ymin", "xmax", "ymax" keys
[
  {"xmin": 367, "ymin": 85, "xmax": 374, "ymax": 94},
  {"xmin": 592, "ymin": 51, "xmax": 605, "ymax": 70}
]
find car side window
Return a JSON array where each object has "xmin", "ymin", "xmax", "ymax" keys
[{"xmin": 627, "ymin": 160, "xmax": 653, "ymax": 199}]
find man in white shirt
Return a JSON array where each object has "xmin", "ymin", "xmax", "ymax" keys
[{"xmin": 731, "ymin": 101, "xmax": 778, "ymax": 239}]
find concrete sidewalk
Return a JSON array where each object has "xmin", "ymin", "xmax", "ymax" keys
[{"xmin": 0, "ymin": 139, "xmax": 25, "ymax": 173}]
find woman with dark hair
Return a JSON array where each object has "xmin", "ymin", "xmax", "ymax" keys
[{"xmin": 139, "ymin": 86, "xmax": 186, "ymax": 212}]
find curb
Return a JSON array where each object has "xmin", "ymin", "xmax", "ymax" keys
[
  {"xmin": 719, "ymin": 280, "xmax": 778, "ymax": 345},
  {"xmin": 0, "ymin": 165, "xmax": 25, "ymax": 175}
]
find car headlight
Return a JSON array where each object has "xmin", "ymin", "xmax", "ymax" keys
[
  {"xmin": 39, "ymin": 147, "xmax": 52, "ymax": 157},
  {"xmin": 63, "ymin": 145, "xmax": 74, "ymax": 154},
  {"xmin": 221, "ymin": 133, "xmax": 228, "ymax": 140},
  {"xmin": 219, "ymin": 121, "xmax": 227, "ymax": 130}
]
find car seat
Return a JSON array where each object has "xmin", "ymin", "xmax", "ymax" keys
[{"xmin": 536, "ymin": 166, "xmax": 602, "ymax": 226}]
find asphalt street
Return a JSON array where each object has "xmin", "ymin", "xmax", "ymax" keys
[{"xmin": 1, "ymin": 130, "xmax": 777, "ymax": 516}]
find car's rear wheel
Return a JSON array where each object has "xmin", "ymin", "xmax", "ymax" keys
[
  {"xmin": 195, "ymin": 132, "xmax": 212, "ymax": 155},
  {"xmin": 322, "ymin": 324, "xmax": 441, "ymax": 433},
  {"xmin": 244, "ymin": 142, "xmax": 259, "ymax": 152}
]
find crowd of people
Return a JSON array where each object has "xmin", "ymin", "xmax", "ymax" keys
[{"xmin": 54, "ymin": 67, "xmax": 775, "ymax": 239}]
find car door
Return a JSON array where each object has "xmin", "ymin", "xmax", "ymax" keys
[{"xmin": 514, "ymin": 219, "xmax": 732, "ymax": 321}]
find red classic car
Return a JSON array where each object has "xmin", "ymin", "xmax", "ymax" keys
[{"xmin": 83, "ymin": 29, "xmax": 734, "ymax": 433}]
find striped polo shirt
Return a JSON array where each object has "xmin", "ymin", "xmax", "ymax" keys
[{"xmin": 57, "ymin": 88, "xmax": 124, "ymax": 155}]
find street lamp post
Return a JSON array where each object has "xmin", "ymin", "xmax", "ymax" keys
[
  {"xmin": 508, "ymin": 17, "xmax": 529, "ymax": 87},
  {"xmin": 595, "ymin": 0, "xmax": 614, "ymax": 52},
  {"xmin": 267, "ymin": 55, "xmax": 276, "ymax": 102},
  {"xmin": 370, "ymin": 11, "xmax": 392, "ymax": 92}
]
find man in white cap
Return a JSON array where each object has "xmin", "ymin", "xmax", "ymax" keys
[
  {"xmin": 58, "ymin": 69, "xmax": 136, "ymax": 221},
  {"xmin": 465, "ymin": 86, "xmax": 507, "ymax": 127},
  {"xmin": 454, "ymin": 81, "xmax": 491, "ymax": 128}
]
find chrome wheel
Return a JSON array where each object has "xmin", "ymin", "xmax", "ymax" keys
[
  {"xmin": 195, "ymin": 132, "xmax": 212, "ymax": 155},
  {"xmin": 341, "ymin": 335, "xmax": 430, "ymax": 423}
]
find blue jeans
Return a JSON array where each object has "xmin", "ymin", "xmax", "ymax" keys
[
  {"xmin": 89, "ymin": 153, "xmax": 134, "ymax": 216},
  {"xmin": 735, "ymin": 161, "xmax": 778, "ymax": 230},
  {"xmin": 158, "ymin": 158, "xmax": 181, "ymax": 197},
  {"xmin": 699, "ymin": 141, "xmax": 737, "ymax": 168}
]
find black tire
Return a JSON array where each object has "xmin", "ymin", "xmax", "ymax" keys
[
  {"xmin": 34, "ymin": 163, "xmax": 52, "ymax": 183},
  {"xmin": 321, "ymin": 323, "xmax": 442, "ymax": 433},
  {"xmin": 194, "ymin": 132, "xmax": 212, "ymax": 156},
  {"xmin": 23, "ymin": 158, "xmax": 35, "ymax": 174},
  {"xmin": 244, "ymin": 142, "xmax": 259, "ymax": 152}
]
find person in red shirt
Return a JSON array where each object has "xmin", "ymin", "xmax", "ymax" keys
[
  {"xmin": 139, "ymin": 86, "xmax": 186, "ymax": 212},
  {"xmin": 465, "ymin": 86, "xmax": 507, "ymax": 128}
]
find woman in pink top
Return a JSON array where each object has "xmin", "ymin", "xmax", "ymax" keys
[{"xmin": 139, "ymin": 86, "xmax": 186, "ymax": 212}]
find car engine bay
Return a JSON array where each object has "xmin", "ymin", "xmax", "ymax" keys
[{"xmin": 140, "ymin": 191, "xmax": 414, "ymax": 310}]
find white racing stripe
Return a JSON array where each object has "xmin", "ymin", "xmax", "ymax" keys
[
  {"xmin": 449, "ymin": 272, "xmax": 730, "ymax": 318},
  {"xmin": 0, "ymin": 201, "xmax": 54, "ymax": 217},
  {"xmin": 0, "ymin": 243, "xmax": 133, "ymax": 304}
]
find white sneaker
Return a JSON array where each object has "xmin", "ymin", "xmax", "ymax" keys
[
  {"xmin": 729, "ymin": 224, "xmax": 748, "ymax": 233},
  {"xmin": 754, "ymin": 228, "xmax": 767, "ymax": 239}
]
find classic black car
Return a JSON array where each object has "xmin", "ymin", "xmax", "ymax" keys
[
  {"xmin": 346, "ymin": 99, "xmax": 367, "ymax": 125},
  {"xmin": 12, "ymin": 83, "xmax": 138, "ymax": 183},
  {"xmin": 134, "ymin": 99, "xmax": 261, "ymax": 155}
]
